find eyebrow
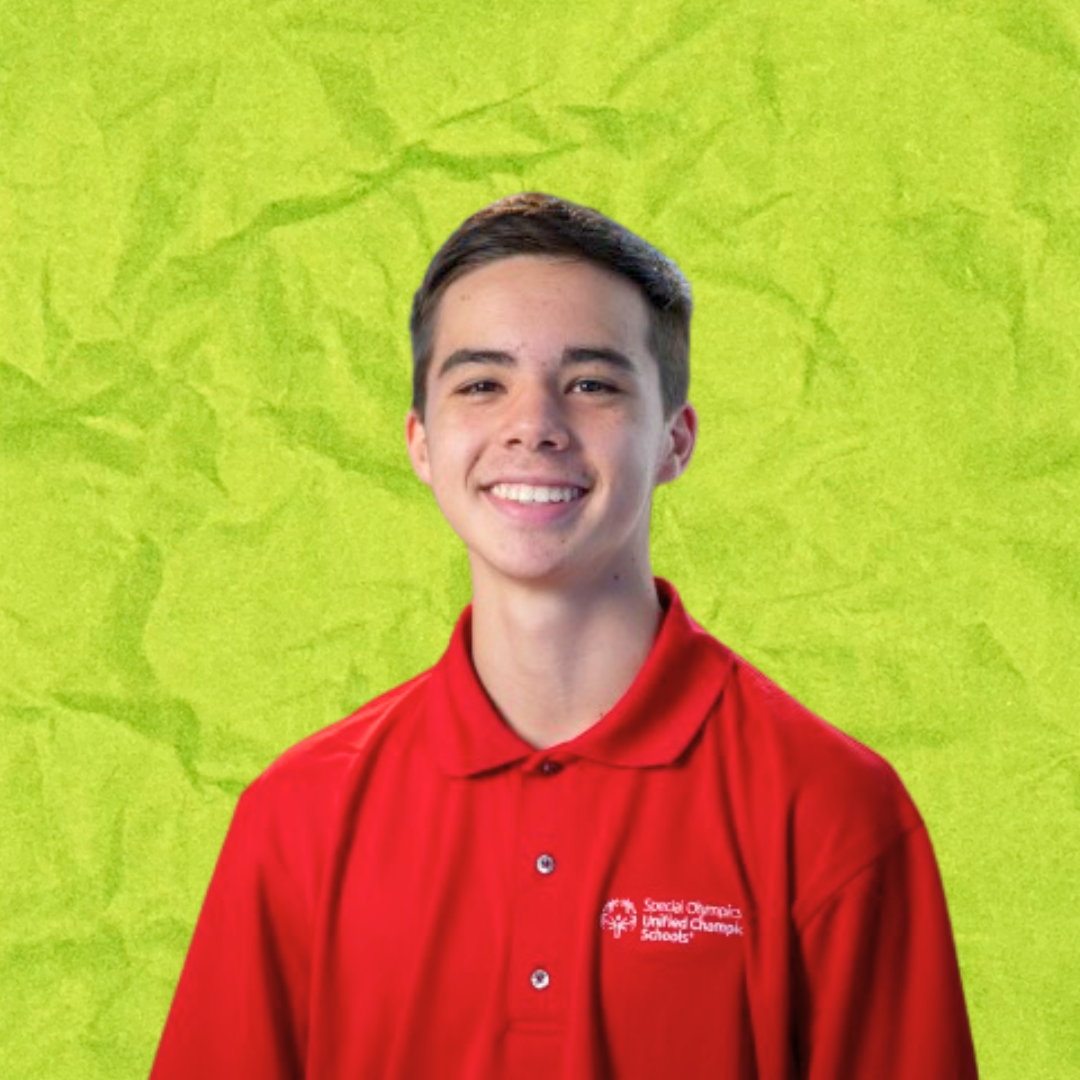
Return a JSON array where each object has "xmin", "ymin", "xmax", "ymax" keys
[{"xmin": 435, "ymin": 346, "xmax": 638, "ymax": 379}]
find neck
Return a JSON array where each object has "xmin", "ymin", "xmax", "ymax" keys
[{"xmin": 469, "ymin": 568, "xmax": 664, "ymax": 749}]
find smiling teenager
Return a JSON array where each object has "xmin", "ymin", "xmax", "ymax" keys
[
  {"xmin": 150, "ymin": 193, "xmax": 979, "ymax": 1079},
  {"xmin": 406, "ymin": 254, "xmax": 696, "ymax": 749}
]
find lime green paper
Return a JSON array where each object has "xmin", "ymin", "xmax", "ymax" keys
[{"xmin": 2, "ymin": 1, "xmax": 1078, "ymax": 1076}]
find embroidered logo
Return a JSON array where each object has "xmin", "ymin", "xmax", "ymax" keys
[
  {"xmin": 599, "ymin": 898, "xmax": 638, "ymax": 938},
  {"xmin": 599, "ymin": 896, "xmax": 744, "ymax": 946}
]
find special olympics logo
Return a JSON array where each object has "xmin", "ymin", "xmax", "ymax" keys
[{"xmin": 599, "ymin": 898, "xmax": 638, "ymax": 938}]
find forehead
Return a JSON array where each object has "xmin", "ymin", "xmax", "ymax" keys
[{"xmin": 430, "ymin": 255, "xmax": 652, "ymax": 361}]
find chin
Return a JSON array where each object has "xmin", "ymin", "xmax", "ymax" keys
[{"xmin": 470, "ymin": 550, "xmax": 590, "ymax": 590}]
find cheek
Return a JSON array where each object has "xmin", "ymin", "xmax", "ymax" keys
[
  {"xmin": 427, "ymin": 427, "xmax": 482, "ymax": 486},
  {"xmin": 605, "ymin": 441, "xmax": 660, "ymax": 505}
]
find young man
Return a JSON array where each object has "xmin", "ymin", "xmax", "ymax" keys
[{"xmin": 150, "ymin": 193, "xmax": 978, "ymax": 1078}]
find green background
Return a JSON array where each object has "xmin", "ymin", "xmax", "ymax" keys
[{"xmin": 2, "ymin": 0, "xmax": 1078, "ymax": 1076}]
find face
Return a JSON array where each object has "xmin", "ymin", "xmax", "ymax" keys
[{"xmin": 406, "ymin": 255, "xmax": 697, "ymax": 595}]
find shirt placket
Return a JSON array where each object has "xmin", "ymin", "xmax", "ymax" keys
[{"xmin": 506, "ymin": 753, "xmax": 580, "ymax": 1026}]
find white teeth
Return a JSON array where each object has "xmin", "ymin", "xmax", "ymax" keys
[{"xmin": 490, "ymin": 483, "xmax": 585, "ymax": 505}]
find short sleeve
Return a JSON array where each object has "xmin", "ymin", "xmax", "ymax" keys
[
  {"xmin": 149, "ymin": 781, "xmax": 310, "ymax": 1080},
  {"xmin": 792, "ymin": 822, "xmax": 978, "ymax": 1078}
]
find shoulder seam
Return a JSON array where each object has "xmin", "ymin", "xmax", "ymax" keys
[{"xmin": 794, "ymin": 819, "xmax": 925, "ymax": 933}]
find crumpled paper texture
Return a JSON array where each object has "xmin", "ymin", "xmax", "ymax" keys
[{"xmin": 1, "ymin": 0, "xmax": 1077, "ymax": 1076}]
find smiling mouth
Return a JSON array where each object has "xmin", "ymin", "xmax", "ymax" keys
[{"xmin": 488, "ymin": 482, "xmax": 588, "ymax": 505}]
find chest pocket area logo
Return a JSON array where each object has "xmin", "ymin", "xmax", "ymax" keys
[
  {"xmin": 599, "ymin": 898, "xmax": 638, "ymax": 938},
  {"xmin": 599, "ymin": 895, "xmax": 744, "ymax": 946}
]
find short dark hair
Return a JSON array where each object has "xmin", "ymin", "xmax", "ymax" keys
[{"xmin": 409, "ymin": 192, "xmax": 692, "ymax": 418}]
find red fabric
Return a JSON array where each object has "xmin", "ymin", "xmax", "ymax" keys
[{"xmin": 150, "ymin": 579, "xmax": 978, "ymax": 1078}]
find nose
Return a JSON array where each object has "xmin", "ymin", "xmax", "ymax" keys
[{"xmin": 501, "ymin": 383, "xmax": 570, "ymax": 452}]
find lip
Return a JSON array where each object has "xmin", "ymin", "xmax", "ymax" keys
[{"xmin": 483, "ymin": 477, "xmax": 591, "ymax": 490}]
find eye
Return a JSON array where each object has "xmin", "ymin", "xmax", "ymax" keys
[
  {"xmin": 456, "ymin": 379, "xmax": 502, "ymax": 395},
  {"xmin": 570, "ymin": 377, "xmax": 619, "ymax": 395}
]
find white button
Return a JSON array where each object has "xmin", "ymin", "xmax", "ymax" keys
[
  {"xmin": 536, "ymin": 853, "xmax": 556, "ymax": 875},
  {"xmin": 530, "ymin": 968, "xmax": 550, "ymax": 990}
]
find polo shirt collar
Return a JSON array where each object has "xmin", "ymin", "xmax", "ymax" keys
[{"xmin": 427, "ymin": 578, "xmax": 734, "ymax": 776}]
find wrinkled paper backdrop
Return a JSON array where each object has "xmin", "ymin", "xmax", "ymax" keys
[{"xmin": 2, "ymin": 0, "xmax": 1078, "ymax": 1076}]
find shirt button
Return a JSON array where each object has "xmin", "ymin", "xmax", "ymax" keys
[
  {"xmin": 536, "ymin": 853, "xmax": 556, "ymax": 875},
  {"xmin": 538, "ymin": 759, "xmax": 562, "ymax": 776},
  {"xmin": 530, "ymin": 968, "xmax": 551, "ymax": 991}
]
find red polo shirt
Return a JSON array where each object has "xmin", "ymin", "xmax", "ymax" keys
[{"xmin": 150, "ymin": 579, "xmax": 977, "ymax": 1078}]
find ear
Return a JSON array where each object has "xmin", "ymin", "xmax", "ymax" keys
[
  {"xmin": 405, "ymin": 408, "xmax": 432, "ymax": 486},
  {"xmin": 655, "ymin": 402, "xmax": 698, "ymax": 486}
]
